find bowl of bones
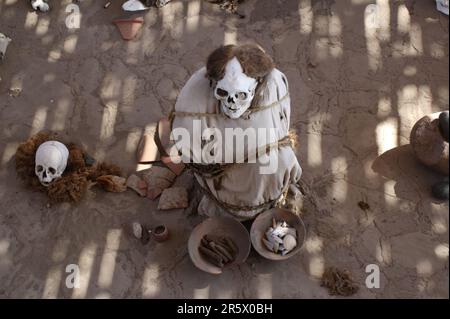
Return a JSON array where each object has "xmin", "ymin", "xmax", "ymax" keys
[
  {"xmin": 250, "ymin": 208, "xmax": 306, "ymax": 261},
  {"xmin": 188, "ymin": 216, "xmax": 251, "ymax": 274}
]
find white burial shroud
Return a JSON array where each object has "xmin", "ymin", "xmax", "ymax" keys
[{"xmin": 172, "ymin": 67, "xmax": 303, "ymax": 220}]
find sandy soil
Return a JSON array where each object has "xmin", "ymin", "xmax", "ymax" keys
[{"xmin": 0, "ymin": 0, "xmax": 448, "ymax": 298}]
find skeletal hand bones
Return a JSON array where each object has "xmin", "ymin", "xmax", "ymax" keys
[
  {"xmin": 31, "ymin": 0, "xmax": 50, "ymax": 12},
  {"xmin": 214, "ymin": 57, "xmax": 258, "ymax": 119},
  {"xmin": 35, "ymin": 141, "xmax": 69, "ymax": 187}
]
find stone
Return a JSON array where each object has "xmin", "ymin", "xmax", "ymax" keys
[
  {"xmin": 132, "ymin": 222, "xmax": 143, "ymax": 239},
  {"xmin": 432, "ymin": 179, "xmax": 449, "ymax": 200},
  {"xmin": 157, "ymin": 187, "xmax": 189, "ymax": 210},
  {"xmin": 410, "ymin": 112, "xmax": 449, "ymax": 175}
]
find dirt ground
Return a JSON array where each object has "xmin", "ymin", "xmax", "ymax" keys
[{"xmin": 0, "ymin": 0, "xmax": 448, "ymax": 299}]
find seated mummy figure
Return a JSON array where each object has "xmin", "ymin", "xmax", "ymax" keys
[{"xmin": 171, "ymin": 44, "xmax": 303, "ymax": 220}]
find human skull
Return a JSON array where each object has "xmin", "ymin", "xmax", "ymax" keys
[
  {"xmin": 35, "ymin": 141, "xmax": 69, "ymax": 187},
  {"xmin": 31, "ymin": 0, "xmax": 50, "ymax": 12},
  {"xmin": 214, "ymin": 57, "xmax": 258, "ymax": 119}
]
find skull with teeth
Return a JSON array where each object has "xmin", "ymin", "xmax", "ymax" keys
[
  {"xmin": 214, "ymin": 57, "xmax": 258, "ymax": 119},
  {"xmin": 207, "ymin": 44, "xmax": 275, "ymax": 119},
  {"xmin": 35, "ymin": 141, "xmax": 69, "ymax": 187}
]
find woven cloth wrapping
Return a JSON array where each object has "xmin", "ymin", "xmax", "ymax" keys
[{"xmin": 171, "ymin": 67, "xmax": 302, "ymax": 220}]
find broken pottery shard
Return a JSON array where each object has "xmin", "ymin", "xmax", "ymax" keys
[
  {"xmin": 141, "ymin": 166, "xmax": 176, "ymax": 199},
  {"xmin": 132, "ymin": 222, "xmax": 151, "ymax": 245},
  {"xmin": 138, "ymin": 180, "xmax": 147, "ymax": 189},
  {"xmin": 126, "ymin": 174, "xmax": 147, "ymax": 197},
  {"xmin": 96, "ymin": 175, "xmax": 127, "ymax": 192},
  {"xmin": 157, "ymin": 187, "xmax": 189, "ymax": 210},
  {"xmin": 283, "ymin": 234, "xmax": 297, "ymax": 252},
  {"xmin": 161, "ymin": 155, "xmax": 185, "ymax": 176},
  {"xmin": 113, "ymin": 16, "xmax": 144, "ymax": 41}
]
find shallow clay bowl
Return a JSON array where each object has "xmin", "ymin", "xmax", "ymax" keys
[
  {"xmin": 188, "ymin": 217, "xmax": 251, "ymax": 275},
  {"xmin": 251, "ymin": 208, "xmax": 306, "ymax": 261}
]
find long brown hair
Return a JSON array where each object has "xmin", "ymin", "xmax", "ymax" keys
[{"xmin": 206, "ymin": 44, "xmax": 275, "ymax": 108}]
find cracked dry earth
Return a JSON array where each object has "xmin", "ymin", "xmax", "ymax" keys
[{"xmin": 0, "ymin": 0, "xmax": 448, "ymax": 299}]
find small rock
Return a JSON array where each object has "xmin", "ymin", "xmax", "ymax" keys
[
  {"xmin": 432, "ymin": 179, "xmax": 449, "ymax": 200},
  {"xmin": 132, "ymin": 222, "xmax": 143, "ymax": 239},
  {"xmin": 132, "ymin": 222, "xmax": 151, "ymax": 244}
]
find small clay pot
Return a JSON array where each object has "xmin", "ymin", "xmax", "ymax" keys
[{"xmin": 151, "ymin": 225, "xmax": 169, "ymax": 242}]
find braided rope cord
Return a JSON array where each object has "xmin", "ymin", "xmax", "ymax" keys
[
  {"xmin": 169, "ymin": 91, "xmax": 293, "ymax": 216},
  {"xmin": 169, "ymin": 93, "xmax": 290, "ymax": 120}
]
